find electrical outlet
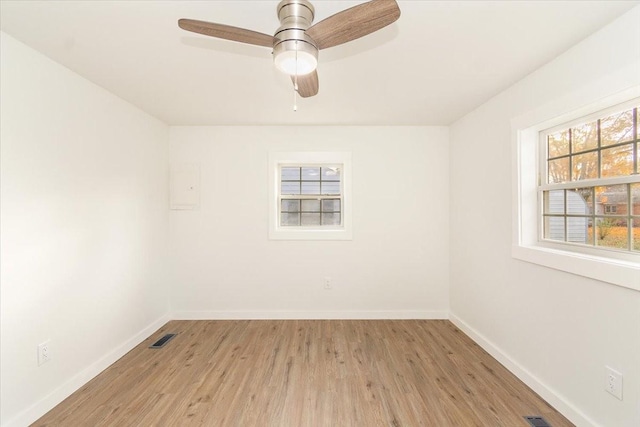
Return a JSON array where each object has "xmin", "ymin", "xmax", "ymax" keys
[
  {"xmin": 323, "ymin": 277, "xmax": 332, "ymax": 290},
  {"xmin": 605, "ymin": 366, "xmax": 623, "ymax": 400},
  {"xmin": 38, "ymin": 340, "xmax": 51, "ymax": 366}
]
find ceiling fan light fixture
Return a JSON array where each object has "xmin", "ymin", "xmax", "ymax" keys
[
  {"xmin": 273, "ymin": 40, "xmax": 318, "ymax": 76},
  {"xmin": 274, "ymin": 50, "xmax": 317, "ymax": 76},
  {"xmin": 178, "ymin": 0, "xmax": 401, "ymax": 97}
]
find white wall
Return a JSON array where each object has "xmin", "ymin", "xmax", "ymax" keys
[
  {"xmin": 169, "ymin": 126, "xmax": 449, "ymax": 319},
  {"xmin": 0, "ymin": 33, "xmax": 170, "ymax": 426},
  {"xmin": 449, "ymin": 7, "xmax": 640, "ymax": 427}
]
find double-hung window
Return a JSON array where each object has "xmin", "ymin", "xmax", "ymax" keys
[
  {"xmin": 540, "ymin": 102, "xmax": 639, "ymax": 253},
  {"xmin": 269, "ymin": 152, "xmax": 352, "ymax": 240},
  {"xmin": 512, "ymin": 88, "xmax": 640, "ymax": 291},
  {"xmin": 280, "ymin": 166, "xmax": 342, "ymax": 227}
]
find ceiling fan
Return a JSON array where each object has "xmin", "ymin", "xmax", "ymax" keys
[{"xmin": 178, "ymin": 0, "xmax": 401, "ymax": 98}]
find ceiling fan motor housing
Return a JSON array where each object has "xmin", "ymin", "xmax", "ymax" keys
[{"xmin": 273, "ymin": 0, "xmax": 318, "ymax": 75}]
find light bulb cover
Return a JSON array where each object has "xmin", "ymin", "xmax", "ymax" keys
[{"xmin": 273, "ymin": 40, "xmax": 318, "ymax": 76}]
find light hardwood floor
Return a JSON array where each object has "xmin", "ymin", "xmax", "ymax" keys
[{"xmin": 34, "ymin": 320, "xmax": 573, "ymax": 426}]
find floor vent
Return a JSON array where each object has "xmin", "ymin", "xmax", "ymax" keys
[
  {"xmin": 149, "ymin": 333, "xmax": 176, "ymax": 349},
  {"xmin": 524, "ymin": 416, "xmax": 552, "ymax": 427}
]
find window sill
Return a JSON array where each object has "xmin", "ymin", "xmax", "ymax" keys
[
  {"xmin": 269, "ymin": 226, "xmax": 352, "ymax": 241},
  {"xmin": 512, "ymin": 244, "xmax": 640, "ymax": 292}
]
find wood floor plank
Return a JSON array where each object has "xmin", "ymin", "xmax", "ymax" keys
[{"xmin": 33, "ymin": 320, "xmax": 574, "ymax": 427}]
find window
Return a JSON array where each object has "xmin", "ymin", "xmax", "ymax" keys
[
  {"xmin": 280, "ymin": 166, "xmax": 342, "ymax": 227},
  {"xmin": 512, "ymin": 87, "xmax": 640, "ymax": 292},
  {"xmin": 269, "ymin": 152, "xmax": 352, "ymax": 240},
  {"xmin": 540, "ymin": 103, "xmax": 640, "ymax": 253}
]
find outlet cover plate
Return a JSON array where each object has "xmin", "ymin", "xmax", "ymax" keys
[
  {"xmin": 38, "ymin": 340, "xmax": 51, "ymax": 366},
  {"xmin": 605, "ymin": 366, "xmax": 623, "ymax": 400}
]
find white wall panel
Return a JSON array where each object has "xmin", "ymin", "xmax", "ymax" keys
[
  {"xmin": 0, "ymin": 33, "xmax": 170, "ymax": 426},
  {"xmin": 169, "ymin": 126, "xmax": 450, "ymax": 319}
]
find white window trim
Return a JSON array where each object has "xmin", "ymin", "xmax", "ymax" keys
[
  {"xmin": 268, "ymin": 151, "xmax": 352, "ymax": 241},
  {"xmin": 512, "ymin": 86, "xmax": 640, "ymax": 292}
]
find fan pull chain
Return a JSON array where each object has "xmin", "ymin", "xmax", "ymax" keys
[
  {"xmin": 293, "ymin": 41, "xmax": 299, "ymax": 112},
  {"xmin": 293, "ymin": 81, "xmax": 297, "ymax": 112}
]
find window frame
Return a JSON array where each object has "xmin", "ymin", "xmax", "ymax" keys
[
  {"xmin": 512, "ymin": 87, "xmax": 640, "ymax": 292},
  {"xmin": 268, "ymin": 151, "xmax": 352, "ymax": 241},
  {"xmin": 279, "ymin": 165, "xmax": 343, "ymax": 227}
]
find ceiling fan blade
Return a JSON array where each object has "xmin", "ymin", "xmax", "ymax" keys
[
  {"xmin": 306, "ymin": 0, "xmax": 400, "ymax": 50},
  {"xmin": 178, "ymin": 19, "xmax": 275, "ymax": 48},
  {"xmin": 292, "ymin": 71, "xmax": 319, "ymax": 98}
]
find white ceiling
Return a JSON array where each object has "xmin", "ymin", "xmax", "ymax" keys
[{"xmin": 1, "ymin": 1, "xmax": 638, "ymax": 126}]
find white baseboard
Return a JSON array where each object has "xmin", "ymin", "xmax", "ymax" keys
[
  {"xmin": 172, "ymin": 310, "xmax": 449, "ymax": 320},
  {"xmin": 449, "ymin": 312, "xmax": 600, "ymax": 427},
  {"xmin": 4, "ymin": 313, "xmax": 171, "ymax": 427}
]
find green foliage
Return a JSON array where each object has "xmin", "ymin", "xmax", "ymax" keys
[{"xmin": 597, "ymin": 218, "xmax": 616, "ymax": 240}]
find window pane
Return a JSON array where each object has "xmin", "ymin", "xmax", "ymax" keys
[
  {"xmin": 596, "ymin": 185, "xmax": 627, "ymax": 216},
  {"xmin": 281, "ymin": 199, "xmax": 300, "ymax": 212},
  {"xmin": 567, "ymin": 216, "xmax": 590, "ymax": 244},
  {"xmin": 587, "ymin": 217, "xmax": 595, "ymax": 245},
  {"xmin": 571, "ymin": 121, "xmax": 598, "ymax": 153},
  {"xmin": 301, "ymin": 213, "xmax": 320, "ymax": 226},
  {"xmin": 282, "ymin": 182, "xmax": 300, "ymax": 195},
  {"xmin": 322, "ymin": 199, "xmax": 341, "ymax": 212},
  {"xmin": 601, "ymin": 109, "xmax": 634, "ymax": 146},
  {"xmin": 301, "ymin": 199, "xmax": 320, "ymax": 212},
  {"xmin": 281, "ymin": 213, "xmax": 300, "ymax": 226},
  {"xmin": 281, "ymin": 167, "xmax": 300, "ymax": 180},
  {"xmin": 596, "ymin": 218, "xmax": 627, "ymax": 250},
  {"xmin": 321, "ymin": 167, "xmax": 341, "ymax": 181},
  {"xmin": 544, "ymin": 190, "xmax": 565, "ymax": 214},
  {"xmin": 571, "ymin": 152, "xmax": 598, "ymax": 181},
  {"xmin": 301, "ymin": 181, "xmax": 321, "ymax": 194},
  {"xmin": 548, "ymin": 131, "xmax": 569, "ymax": 158},
  {"xmin": 302, "ymin": 167, "xmax": 320, "ymax": 180},
  {"xmin": 322, "ymin": 213, "xmax": 341, "ymax": 225},
  {"xmin": 632, "ymin": 183, "xmax": 640, "ymax": 251},
  {"xmin": 632, "ymin": 183, "xmax": 640, "ymax": 215},
  {"xmin": 601, "ymin": 144, "xmax": 633, "ymax": 178},
  {"xmin": 321, "ymin": 181, "xmax": 341, "ymax": 195},
  {"xmin": 567, "ymin": 188, "xmax": 593, "ymax": 215},
  {"xmin": 544, "ymin": 216, "xmax": 565, "ymax": 241},
  {"xmin": 548, "ymin": 157, "xmax": 569, "ymax": 183}
]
